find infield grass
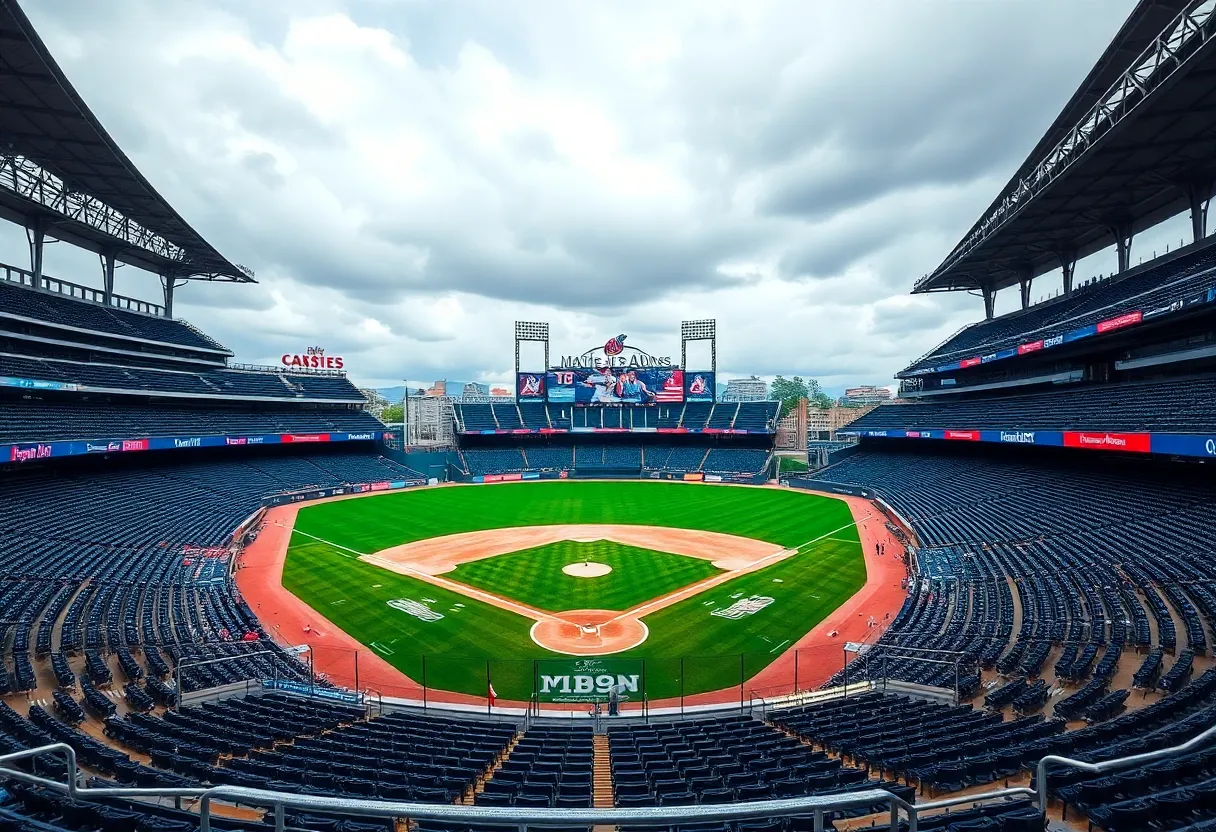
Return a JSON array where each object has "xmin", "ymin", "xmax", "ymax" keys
[
  {"xmin": 447, "ymin": 540, "xmax": 722, "ymax": 613},
  {"xmin": 282, "ymin": 481, "xmax": 865, "ymax": 700}
]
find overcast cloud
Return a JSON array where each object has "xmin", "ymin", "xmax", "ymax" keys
[{"xmin": 6, "ymin": 0, "xmax": 1140, "ymax": 392}]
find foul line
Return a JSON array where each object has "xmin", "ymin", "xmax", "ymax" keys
[{"xmin": 290, "ymin": 527, "xmax": 365, "ymax": 559}]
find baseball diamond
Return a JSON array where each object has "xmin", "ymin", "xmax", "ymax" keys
[{"xmin": 242, "ymin": 480, "xmax": 895, "ymax": 703}]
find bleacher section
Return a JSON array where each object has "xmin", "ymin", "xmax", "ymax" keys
[
  {"xmin": 808, "ymin": 447, "xmax": 1216, "ymax": 698},
  {"xmin": 903, "ymin": 243, "xmax": 1216, "ymax": 376},
  {"xmin": 463, "ymin": 443, "xmax": 769, "ymax": 477},
  {"xmin": 452, "ymin": 401, "xmax": 780, "ymax": 434},
  {"xmin": 0, "ymin": 399, "xmax": 383, "ymax": 443},
  {"xmin": 605, "ymin": 714, "xmax": 914, "ymax": 809},
  {"xmin": 0, "ymin": 450, "xmax": 421, "ymax": 698},
  {"xmin": 0, "ymin": 353, "xmax": 364, "ymax": 401},
  {"xmin": 0, "ymin": 279, "xmax": 227, "ymax": 353},
  {"xmin": 850, "ymin": 375, "xmax": 1216, "ymax": 433}
]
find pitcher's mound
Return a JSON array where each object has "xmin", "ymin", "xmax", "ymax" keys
[{"xmin": 562, "ymin": 561, "xmax": 612, "ymax": 578}]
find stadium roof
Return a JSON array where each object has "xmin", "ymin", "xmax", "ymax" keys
[
  {"xmin": 915, "ymin": 0, "xmax": 1216, "ymax": 295},
  {"xmin": 0, "ymin": 0, "xmax": 252, "ymax": 282}
]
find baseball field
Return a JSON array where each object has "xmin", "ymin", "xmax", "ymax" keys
[{"xmin": 279, "ymin": 480, "xmax": 867, "ymax": 702}]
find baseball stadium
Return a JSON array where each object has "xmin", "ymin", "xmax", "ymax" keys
[{"xmin": 5, "ymin": 1, "xmax": 1216, "ymax": 831}]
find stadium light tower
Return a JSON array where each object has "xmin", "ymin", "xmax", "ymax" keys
[
  {"xmin": 514, "ymin": 321, "xmax": 550, "ymax": 378},
  {"xmin": 680, "ymin": 318, "xmax": 716, "ymax": 374}
]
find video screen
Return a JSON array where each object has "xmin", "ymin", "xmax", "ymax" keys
[
  {"xmin": 684, "ymin": 370, "xmax": 715, "ymax": 402},
  {"xmin": 516, "ymin": 372, "xmax": 546, "ymax": 403},
  {"xmin": 547, "ymin": 367, "xmax": 684, "ymax": 405}
]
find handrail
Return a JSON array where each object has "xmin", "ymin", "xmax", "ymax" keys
[
  {"xmin": 1034, "ymin": 719, "xmax": 1216, "ymax": 813},
  {"xmin": 7, "ymin": 717, "xmax": 1216, "ymax": 830},
  {"xmin": 0, "ymin": 743, "xmax": 908, "ymax": 832}
]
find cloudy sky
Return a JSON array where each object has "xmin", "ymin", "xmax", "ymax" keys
[{"xmin": 8, "ymin": 0, "xmax": 1178, "ymax": 393}]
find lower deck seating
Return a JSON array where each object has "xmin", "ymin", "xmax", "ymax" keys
[{"xmin": 0, "ymin": 450, "xmax": 420, "ymax": 695}]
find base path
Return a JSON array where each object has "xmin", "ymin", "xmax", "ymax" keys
[
  {"xmin": 235, "ymin": 484, "xmax": 908, "ymax": 710},
  {"xmin": 364, "ymin": 524, "xmax": 784, "ymax": 574}
]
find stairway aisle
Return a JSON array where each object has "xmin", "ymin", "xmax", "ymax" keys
[{"xmin": 592, "ymin": 733, "xmax": 614, "ymax": 809}]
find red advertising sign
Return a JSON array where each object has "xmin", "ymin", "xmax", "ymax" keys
[
  {"xmin": 1063, "ymin": 431, "xmax": 1151, "ymax": 453},
  {"xmin": 959, "ymin": 357, "xmax": 982, "ymax": 368},
  {"xmin": 122, "ymin": 439, "xmax": 149, "ymax": 452},
  {"xmin": 281, "ymin": 346, "xmax": 344, "ymax": 370},
  {"xmin": 1018, "ymin": 340, "xmax": 1044, "ymax": 354},
  {"xmin": 281, "ymin": 433, "xmax": 331, "ymax": 443},
  {"xmin": 944, "ymin": 430, "xmax": 980, "ymax": 441},
  {"xmin": 1096, "ymin": 311, "xmax": 1143, "ymax": 333}
]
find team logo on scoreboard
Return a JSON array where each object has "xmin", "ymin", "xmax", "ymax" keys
[
  {"xmin": 604, "ymin": 333, "xmax": 627, "ymax": 356},
  {"xmin": 519, "ymin": 374, "xmax": 543, "ymax": 397}
]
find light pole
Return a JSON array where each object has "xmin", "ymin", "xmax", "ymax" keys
[{"xmin": 401, "ymin": 378, "xmax": 409, "ymax": 448}]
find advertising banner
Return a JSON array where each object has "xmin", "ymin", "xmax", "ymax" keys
[
  {"xmin": 0, "ymin": 375, "xmax": 78, "ymax": 392},
  {"xmin": 516, "ymin": 372, "xmax": 546, "ymax": 403},
  {"xmin": 943, "ymin": 430, "xmax": 980, "ymax": 441},
  {"xmin": 3, "ymin": 430, "xmax": 373, "ymax": 464},
  {"xmin": 1063, "ymin": 431, "xmax": 1151, "ymax": 453},
  {"xmin": 1151, "ymin": 434, "xmax": 1216, "ymax": 457},
  {"xmin": 547, "ymin": 367, "xmax": 684, "ymax": 405},
  {"xmin": 684, "ymin": 371, "xmax": 715, "ymax": 402},
  {"xmin": 1096, "ymin": 311, "xmax": 1143, "ymax": 334},
  {"xmin": 535, "ymin": 657, "xmax": 644, "ymax": 704}
]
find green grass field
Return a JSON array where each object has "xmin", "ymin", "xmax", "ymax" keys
[
  {"xmin": 282, "ymin": 481, "xmax": 865, "ymax": 700},
  {"xmin": 447, "ymin": 541, "xmax": 722, "ymax": 613}
]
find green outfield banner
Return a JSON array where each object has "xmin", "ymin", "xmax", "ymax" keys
[{"xmin": 534, "ymin": 657, "xmax": 644, "ymax": 704}]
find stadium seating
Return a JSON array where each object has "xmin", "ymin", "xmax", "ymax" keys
[
  {"xmin": 0, "ymin": 450, "xmax": 421, "ymax": 696},
  {"xmin": 702, "ymin": 448, "xmax": 770, "ymax": 475},
  {"xmin": 903, "ymin": 242, "xmax": 1216, "ymax": 375},
  {"xmin": 0, "ymin": 353, "xmax": 364, "ymax": 401},
  {"xmin": 809, "ymin": 446, "xmax": 1216, "ymax": 711},
  {"xmin": 606, "ymin": 713, "xmax": 914, "ymax": 812},
  {"xmin": 850, "ymin": 374, "xmax": 1216, "ymax": 433},
  {"xmin": 0, "ymin": 279, "xmax": 227, "ymax": 352},
  {"xmin": 0, "ymin": 398, "xmax": 384, "ymax": 442}
]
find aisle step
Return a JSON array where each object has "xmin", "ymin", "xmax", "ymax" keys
[{"xmin": 592, "ymin": 734, "xmax": 615, "ymax": 810}]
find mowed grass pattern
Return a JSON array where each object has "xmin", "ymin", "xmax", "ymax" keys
[
  {"xmin": 447, "ymin": 540, "xmax": 722, "ymax": 613},
  {"xmin": 282, "ymin": 481, "xmax": 865, "ymax": 700}
]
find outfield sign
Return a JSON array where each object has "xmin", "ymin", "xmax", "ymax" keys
[{"xmin": 535, "ymin": 657, "xmax": 643, "ymax": 704}]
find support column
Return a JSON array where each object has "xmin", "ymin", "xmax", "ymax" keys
[
  {"xmin": 100, "ymin": 252, "xmax": 116, "ymax": 305},
  {"xmin": 1058, "ymin": 249, "xmax": 1077, "ymax": 295},
  {"xmin": 25, "ymin": 218, "xmax": 48, "ymax": 285},
  {"xmin": 982, "ymin": 284, "xmax": 996, "ymax": 320},
  {"xmin": 161, "ymin": 274, "xmax": 178, "ymax": 317},
  {"xmin": 1187, "ymin": 182, "xmax": 1210, "ymax": 243},
  {"xmin": 1108, "ymin": 223, "xmax": 1133, "ymax": 273},
  {"xmin": 1018, "ymin": 275, "xmax": 1033, "ymax": 310}
]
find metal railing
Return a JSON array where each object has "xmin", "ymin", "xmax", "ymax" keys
[
  {"xmin": 0, "ymin": 744, "xmax": 909, "ymax": 832},
  {"xmin": 6, "ymin": 719, "xmax": 1216, "ymax": 830}
]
